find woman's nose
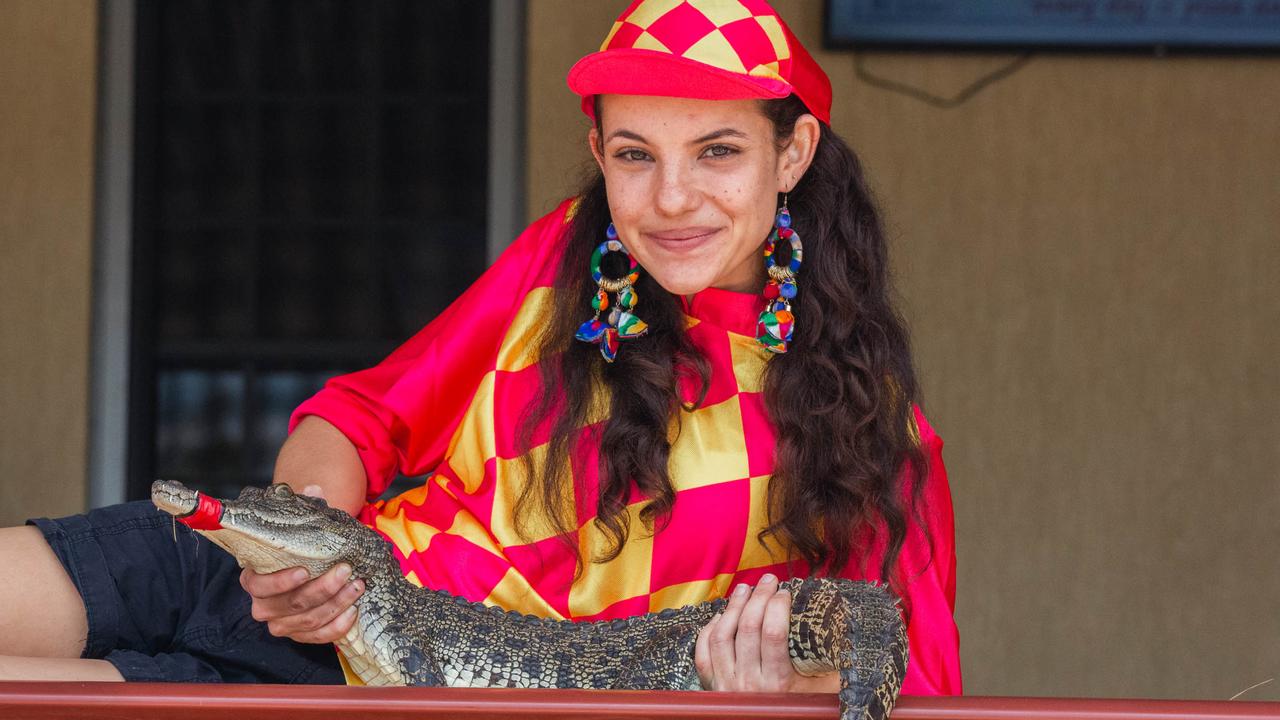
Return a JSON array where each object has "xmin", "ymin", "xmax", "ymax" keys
[{"xmin": 653, "ymin": 161, "xmax": 699, "ymax": 216}]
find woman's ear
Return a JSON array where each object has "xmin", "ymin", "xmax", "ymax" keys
[
  {"xmin": 588, "ymin": 126, "xmax": 606, "ymax": 173},
  {"xmin": 778, "ymin": 114, "xmax": 821, "ymax": 192}
]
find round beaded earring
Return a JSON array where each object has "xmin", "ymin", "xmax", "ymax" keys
[
  {"xmin": 756, "ymin": 198, "xmax": 803, "ymax": 354},
  {"xmin": 575, "ymin": 223, "xmax": 649, "ymax": 362}
]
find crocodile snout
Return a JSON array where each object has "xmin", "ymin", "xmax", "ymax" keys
[
  {"xmin": 153, "ymin": 477, "xmax": 215, "ymax": 519},
  {"xmin": 152, "ymin": 479, "xmax": 198, "ymax": 516}
]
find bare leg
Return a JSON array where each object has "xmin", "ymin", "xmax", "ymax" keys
[
  {"xmin": 0, "ymin": 526, "xmax": 90, "ymax": 658},
  {"xmin": 0, "ymin": 656, "xmax": 122, "ymax": 681},
  {"xmin": 0, "ymin": 526, "xmax": 126, "ymax": 680}
]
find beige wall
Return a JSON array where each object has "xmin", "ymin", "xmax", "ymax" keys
[
  {"xmin": 0, "ymin": 1, "xmax": 98, "ymax": 526},
  {"xmin": 528, "ymin": 0, "xmax": 1280, "ymax": 701}
]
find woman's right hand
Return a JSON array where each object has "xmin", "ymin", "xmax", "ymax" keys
[
  {"xmin": 241, "ymin": 563, "xmax": 365, "ymax": 644},
  {"xmin": 238, "ymin": 483, "xmax": 365, "ymax": 644}
]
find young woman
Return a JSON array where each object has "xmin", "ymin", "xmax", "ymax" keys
[{"xmin": 0, "ymin": 0, "xmax": 961, "ymax": 696}]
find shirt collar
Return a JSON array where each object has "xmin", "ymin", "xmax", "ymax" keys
[{"xmin": 678, "ymin": 286, "xmax": 761, "ymax": 338}]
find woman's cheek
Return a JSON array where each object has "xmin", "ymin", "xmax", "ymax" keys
[{"xmin": 606, "ymin": 176, "xmax": 652, "ymax": 226}]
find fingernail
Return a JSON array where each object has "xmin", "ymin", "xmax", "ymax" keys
[
  {"xmin": 733, "ymin": 583, "xmax": 749, "ymax": 597},
  {"xmin": 343, "ymin": 605, "xmax": 358, "ymax": 619},
  {"xmin": 352, "ymin": 579, "xmax": 365, "ymax": 594},
  {"xmin": 292, "ymin": 568, "xmax": 309, "ymax": 583},
  {"xmin": 762, "ymin": 573, "xmax": 778, "ymax": 584},
  {"xmin": 335, "ymin": 564, "xmax": 352, "ymax": 582}
]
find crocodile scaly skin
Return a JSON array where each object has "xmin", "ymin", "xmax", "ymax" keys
[{"xmin": 152, "ymin": 481, "xmax": 908, "ymax": 720}]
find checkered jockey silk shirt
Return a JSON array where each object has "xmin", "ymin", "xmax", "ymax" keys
[{"xmin": 290, "ymin": 198, "xmax": 963, "ymax": 694}]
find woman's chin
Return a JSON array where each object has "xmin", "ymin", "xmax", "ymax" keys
[{"xmin": 647, "ymin": 274, "xmax": 715, "ymax": 297}]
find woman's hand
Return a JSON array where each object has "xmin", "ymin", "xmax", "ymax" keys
[
  {"xmin": 694, "ymin": 574, "xmax": 840, "ymax": 693},
  {"xmin": 239, "ymin": 485, "xmax": 365, "ymax": 644}
]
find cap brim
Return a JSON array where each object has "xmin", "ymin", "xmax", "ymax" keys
[{"xmin": 567, "ymin": 48, "xmax": 792, "ymax": 121}]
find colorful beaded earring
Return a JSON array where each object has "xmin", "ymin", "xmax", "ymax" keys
[
  {"xmin": 756, "ymin": 197, "xmax": 803, "ymax": 354},
  {"xmin": 575, "ymin": 223, "xmax": 649, "ymax": 362}
]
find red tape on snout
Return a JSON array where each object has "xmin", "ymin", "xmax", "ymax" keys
[{"xmin": 177, "ymin": 493, "xmax": 223, "ymax": 530}]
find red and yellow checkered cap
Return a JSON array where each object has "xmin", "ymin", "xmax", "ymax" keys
[{"xmin": 567, "ymin": 0, "xmax": 832, "ymax": 124}]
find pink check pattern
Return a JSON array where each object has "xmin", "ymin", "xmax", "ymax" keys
[
  {"xmin": 601, "ymin": 0, "xmax": 794, "ymax": 82},
  {"xmin": 291, "ymin": 198, "xmax": 962, "ymax": 694}
]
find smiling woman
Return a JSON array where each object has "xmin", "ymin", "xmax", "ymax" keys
[
  {"xmin": 0, "ymin": 0, "xmax": 961, "ymax": 701},
  {"xmin": 509, "ymin": 80, "xmax": 960, "ymax": 693},
  {"xmin": 587, "ymin": 95, "xmax": 819, "ymax": 297}
]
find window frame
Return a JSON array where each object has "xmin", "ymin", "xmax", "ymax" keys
[{"xmin": 88, "ymin": 0, "xmax": 525, "ymax": 506}]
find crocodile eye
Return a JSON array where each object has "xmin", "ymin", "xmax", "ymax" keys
[{"xmin": 271, "ymin": 484, "xmax": 293, "ymax": 497}]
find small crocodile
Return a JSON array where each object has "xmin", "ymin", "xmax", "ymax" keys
[{"xmin": 151, "ymin": 480, "xmax": 907, "ymax": 720}]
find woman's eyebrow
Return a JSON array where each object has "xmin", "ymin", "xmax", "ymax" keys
[
  {"xmin": 606, "ymin": 129, "xmax": 648, "ymax": 144},
  {"xmin": 690, "ymin": 128, "xmax": 748, "ymax": 144},
  {"xmin": 604, "ymin": 128, "xmax": 748, "ymax": 145}
]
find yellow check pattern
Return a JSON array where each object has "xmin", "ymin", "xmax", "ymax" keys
[{"xmin": 600, "ymin": 0, "xmax": 793, "ymax": 82}]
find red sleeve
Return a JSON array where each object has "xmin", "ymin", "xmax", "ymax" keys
[
  {"xmin": 288, "ymin": 199, "xmax": 575, "ymax": 499},
  {"xmin": 896, "ymin": 406, "xmax": 963, "ymax": 695}
]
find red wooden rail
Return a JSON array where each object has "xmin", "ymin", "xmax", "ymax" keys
[{"xmin": 1, "ymin": 684, "xmax": 1278, "ymax": 720}]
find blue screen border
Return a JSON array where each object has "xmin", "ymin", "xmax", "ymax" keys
[{"xmin": 823, "ymin": 0, "xmax": 1280, "ymax": 53}]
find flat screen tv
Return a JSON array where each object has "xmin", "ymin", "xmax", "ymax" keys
[{"xmin": 825, "ymin": 0, "xmax": 1280, "ymax": 50}]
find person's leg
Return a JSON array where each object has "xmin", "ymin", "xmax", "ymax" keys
[
  {"xmin": 0, "ymin": 656, "xmax": 122, "ymax": 681},
  {"xmin": 0, "ymin": 525, "xmax": 125, "ymax": 680},
  {"xmin": 3, "ymin": 500, "xmax": 343, "ymax": 684},
  {"xmin": 0, "ymin": 525, "xmax": 91, "ymax": 658}
]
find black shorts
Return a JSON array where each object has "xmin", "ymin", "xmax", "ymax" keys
[{"xmin": 28, "ymin": 500, "xmax": 344, "ymax": 684}]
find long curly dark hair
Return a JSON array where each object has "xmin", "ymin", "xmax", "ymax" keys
[{"xmin": 516, "ymin": 96, "xmax": 930, "ymax": 591}]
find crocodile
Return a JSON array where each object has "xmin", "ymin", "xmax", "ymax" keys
[{"xmin": 151, "ymin": 480, "xmax": 908, "ymax": 720}]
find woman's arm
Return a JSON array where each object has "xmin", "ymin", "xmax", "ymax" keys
[
  {"xmin": 274, "ymin": 415, "xmax": 367, "ymax": 516},
  {"xmin": 238, "ymin": 416, "xmax": 370, "ymax": 645},
  {"xmin": 891, "ymin": 408, "xmax": 962, "ymax": 695},
  {"xmin": 696, "ymin": 409, "xmax": 961, "ymax": 695}
]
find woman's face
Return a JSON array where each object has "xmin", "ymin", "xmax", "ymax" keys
[{"xmin": 589, "ymin": 95, "xmax": 816, "ymax": 297}]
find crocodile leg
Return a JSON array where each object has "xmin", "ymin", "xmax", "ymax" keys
[
  {"xmin": 613, "ymin": 622, "xmax": 702, "ymax": 690},
  {"xmin": 834, "ymin": 584, "xmax": 908, "ymax": 720},
  {"xmin": 395, "ymin": 639, "xmax": 446, "ymax": 686}
]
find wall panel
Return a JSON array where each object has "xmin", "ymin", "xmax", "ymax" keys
[
  {"xmin": 526, "ymin": 0, "xmax": 1280, "ymax": 701},
  {"xmin": 0, "ymin": 0, "xmax": 98, "ymax": 525}
]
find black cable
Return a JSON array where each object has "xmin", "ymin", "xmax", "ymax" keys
[{"xmin": 853, "ymin": 50, "xmax": 1035, "ymax": 109}]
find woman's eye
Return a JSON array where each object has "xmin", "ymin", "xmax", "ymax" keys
[
  {"xmin": 703, "ymin": 144, "xmax": 737, "ymax": 158},
  {"xmin": 617, "ymin": 149, "xmax": 651, "ymax": 162}
]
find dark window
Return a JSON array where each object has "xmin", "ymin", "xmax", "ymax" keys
[{"xmin": 130, "ymin": 0, "xmax": 491, "ymax": 501}]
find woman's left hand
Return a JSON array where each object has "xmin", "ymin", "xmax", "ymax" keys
[{"xmin": 694, "ymin": 574, "xmax": 840, "ymax": 693}]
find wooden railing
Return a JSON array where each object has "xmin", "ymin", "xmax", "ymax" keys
[{"xmin": 1, "ymin": 683, "xmax": 1278, "ymax": 720}]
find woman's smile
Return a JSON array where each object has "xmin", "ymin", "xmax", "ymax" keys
[{"xmin": 643, "ymin": 226, "xmax": 723, "ymax": 253}]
